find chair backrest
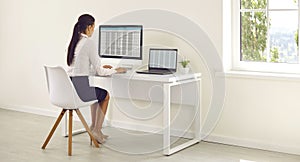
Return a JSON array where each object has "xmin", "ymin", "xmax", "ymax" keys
[{"xmin": 44, "ymin": 65, "xmax": 85, "ymax": 109}]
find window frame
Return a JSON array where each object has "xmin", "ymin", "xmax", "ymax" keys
[{"xmin": 230, "ymin": 0, "xmax": 300, "ymax": 74}]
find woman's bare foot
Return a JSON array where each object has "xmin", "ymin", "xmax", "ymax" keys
[{"xmin": 92, "ymin": 131, "xmax": 105, "ymax": 144}]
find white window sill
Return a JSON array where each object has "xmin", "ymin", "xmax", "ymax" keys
[{"xmin": 216, "ymin": 70, "xmax": 300, "ymax": 81}]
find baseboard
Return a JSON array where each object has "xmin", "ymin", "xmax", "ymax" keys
[
  {"xmin": 109, "ymin": 120, "xmax": 300, "ymax": 155},
  {"xmin": 0, "ymin": 104, "xmax": 59, "ymax": 118},
  {"xmin": 204, "ymin": 133, "xmax": 300, "ymax": 155},
  {"xmin": 0, "ymin": 104, "xmax": 97, "ymax": 123},
  {"xmin": 108, "ymin": 119, "xmax": 195, "ymax": 139}
]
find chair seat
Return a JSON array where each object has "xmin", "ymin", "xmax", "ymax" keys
[{"xmin": 63, "ymin": 100, "xmax": 97, "ymax": 110}]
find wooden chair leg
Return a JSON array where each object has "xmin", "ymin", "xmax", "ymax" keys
[
  {"xmin": 68, "ymin": 110, "xmax": 73, "ymax": 156},
  {"xmin": 75, "ymin": 109, "xmax": 100, "ymax": 148},
  {"xmin": 42, "ymin": 109, "xmax": 67, "ymax": 149}
]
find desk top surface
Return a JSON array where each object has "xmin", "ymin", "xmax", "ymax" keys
[{"xmin": 93, "ymin": 71, "xmax": 201, "ymax": 83}]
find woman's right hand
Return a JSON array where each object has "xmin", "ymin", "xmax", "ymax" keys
[{"xmin": 115, "ymin": 67, "xmax": 127, "ymax": 73}]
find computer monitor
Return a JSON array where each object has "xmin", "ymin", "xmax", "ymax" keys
[{"xmin": 98, "ymin": 25, "xmax": 143, "ymax": 69}]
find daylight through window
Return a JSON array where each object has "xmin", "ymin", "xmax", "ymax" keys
[{"xmin": 240, "ymin": 0, "xmax": 299, "ymax": 64}]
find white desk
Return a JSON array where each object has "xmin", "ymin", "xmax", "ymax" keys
[{"xmin": 90, "ymin": 71, "xmax": 202, "ymax": 155}]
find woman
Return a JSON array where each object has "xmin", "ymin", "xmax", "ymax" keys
[{"xmin": 67, "ymin": 14, "xmax": 126, "ymax": 143}]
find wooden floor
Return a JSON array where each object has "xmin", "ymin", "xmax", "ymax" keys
[{"xmin": 1, "ymin": 108, "xmax": 300, "ymax": 162}]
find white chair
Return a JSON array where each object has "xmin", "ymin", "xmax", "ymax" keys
[{"xmin": 41, "ymin": 65, "xmax": 99, "ymax": 156}]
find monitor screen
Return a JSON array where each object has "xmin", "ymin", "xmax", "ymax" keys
[
  {"xmin": 99, "ymin": 25, "xmax": 143, "ymax": 60},
  {"xmin": 149, "ymin": 48, "xmax": 177, "ymax": 71}
]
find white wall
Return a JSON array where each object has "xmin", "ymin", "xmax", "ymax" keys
[
  {"xmin": 0, "ymin": 0, "xmax": 299, "ymax": 155},
  {"xmin": 209, "ymin": 74, "xmax": 300, "ymax": 154},
  {"xmin": 0, "ymin": 0, "xmax": 220, "ymax": 111}
]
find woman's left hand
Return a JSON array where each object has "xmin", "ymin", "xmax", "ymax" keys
[{"xmin": 103, "ymin": 65, "xmax": 113, "ymax": 69}]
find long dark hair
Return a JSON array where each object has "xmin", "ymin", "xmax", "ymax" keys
[{"xmin": 67, "ymin": 14, "xmax": 95, "ymax": 66}]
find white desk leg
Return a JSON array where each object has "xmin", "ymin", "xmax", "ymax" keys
[
  {"xmin": 163, "ymin": 79, "xmax": 201, "ymax": 155},
  {"xmin": 61, "ymin": 111, "xmax": 89, "ymax": 137},
  {"xmin": 194, "ymin": 79, "xmax": 201, "ymax": 141},
  {"xmin": 62, "ymin": 114, "xmax": 67, "ymax": 137},
  {"xmin": 163, "ymin": 83, "xmax": 171, "ymax": 155}
]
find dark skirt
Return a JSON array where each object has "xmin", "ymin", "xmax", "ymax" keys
[{"xmin": 70, "ymin": 76, "xmax": 108, "ymax": 103}]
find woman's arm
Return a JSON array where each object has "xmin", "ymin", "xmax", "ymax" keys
[{"xmin": 87, "ymin": 40, "xmax": 117, "ymax": 76}]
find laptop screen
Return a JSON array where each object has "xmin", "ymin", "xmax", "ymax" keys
[{"xmin": 148, "ymin": 48, "xmax": 177, "ymax": 71}]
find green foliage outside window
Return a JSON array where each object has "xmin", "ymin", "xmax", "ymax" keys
[
  {"xmin": 241, "ymin": 0, "xmax": 268, "ymax": 62},
  {"xmin": 241, "ymin": 0, "xmax": 298, "ymax": 63}
]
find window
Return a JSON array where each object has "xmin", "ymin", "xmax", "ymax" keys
[{"xmin": 231, "ymin": 0, "xmax": 300, "ymax": 73}]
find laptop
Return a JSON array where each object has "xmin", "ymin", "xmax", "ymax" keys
[{"xmin": 136, "ymin": 48, "xmax": 177, "ymax": 75}]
